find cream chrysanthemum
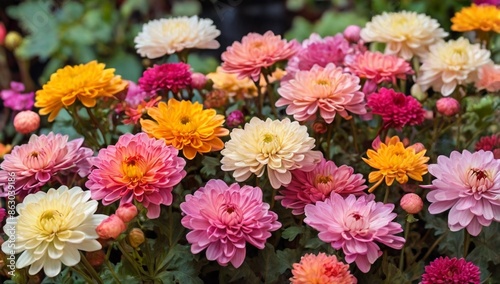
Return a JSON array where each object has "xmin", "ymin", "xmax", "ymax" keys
[
  {"xmin": 1, "ymin": 186, "xmax": 106, "ymax": 277},
  {"xmin": 134, "ymin": 16, "xmax": 221, "ymax": 59},
  {"xmin": 417, "ymin": 37, "xmax": 491, "ymax": 96},
  {"xmin": 360, "ymin": 11, "xmax": 448, "ymax": 60},
  {"xmin": 221, "ymin": 117, "xmax": 323, "ymax": 189}
]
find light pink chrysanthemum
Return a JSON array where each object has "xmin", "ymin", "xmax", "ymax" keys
[
  {"xmin": 421, "ymin": 257, "xmax": 480, "ymax": 284},
  {"xmin": 277, "ymin": 158, "xmax": 367, "ymax": 215},
  {"xmin": 138, "ymin": 63, "xmax": 192, "ymax": 93},
  {"xmin": 347, "ymin": 51, "xmax": 414, "ymax": 85},
  {"xmin": 276, "ymin": 63, "xmax": 366, "ymax": 123},
  {"xmin": 367, "ymin": 88, "xmax": 425, "ymax": 130},
  {"xmin": 180, "ymin": 179, "xmax": 281, "ymax": 268},
  {"xmin": 0, "ymin": 133, "xmax": 93, "ymax": 196},
  {"xmin": 425, "ymin": 150, "xmax": 500, "ymax": 236},
  {"xmin": 304, "ymin": 194, "xmax": 405, "ymax": 273},
  {"xmin": 475, "ymin": 63, "xmax": 500, "ymax": 92},
  {"xmin": 86, "ymin": 133, "xmax": 186, "ymax": 219},
  {"xmin": 290, "ymin": 252, "xmax": 357, "ymax": 284},
  {"xmin": 221, "ymin": 31, "xmax": 299, "ymax": 81}
]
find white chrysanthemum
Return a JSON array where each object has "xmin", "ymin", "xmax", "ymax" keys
[
  {"xmin": 221, "ymin": 117, "xmax": 323, "ymax": 189},
  {"xmin": 417, "ymin": 37, "xmax": 492, "ymax": 96},
  {"xmin": 1, "ymin": 186, "xmax": 107, "ymax": 277},
  {"xmin": 360, "ymin": 11, "xmax": 448, "ymax": 60},
  {"xmin": 134, "ymin": 15, "xmax": 221, "ymax": 59}
]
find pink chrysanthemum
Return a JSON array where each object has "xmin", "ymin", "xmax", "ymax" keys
[
  {"xmin": 138, "ymin": 62, "xmax": 192, "ymax": 93},
  {"xmin": 367, "ymin": 88, "xmax": 425, "ymax": 130},
  {"xmin": 290, "ymin": 252, "xmax": 357, "ymax": 284},
  {"xmin": 0, "ymin": 133, "xmax": 93, "ymax": 196},
  {"xmin": 0, "ymin": 81, "xmax": 35, "ymax": 111},
  {"xmin": 221, "ymin": 31, "xmax": 299, "ymax": 81},
  {"xmin": 425, "ymin": 150, "xmax": 500, "ymax": 236},
  {"xmin": 475, "ymin": 134, "xmax": 500, "ymax": 159},
  {"xmin": 180, "ymin": 179, "xmax": 281, "ymax": 268},
  {"xmin": 421, "ymin": 257, "xmax": 480, "ymax": 284},
  {"xmin": 124, "ymin": 81, "xmax": 155, "ymax": 108},
  {"xmin": 86, "ymin": 133, "xmax": 186, "ymax": 219},
  {"xmin": 277, "ymin": 158, "xmax": 367, "ymax": 215},
  {"xmin": 347, "ymin": 51, "xmax": 414, "ymax": 85},
  {"xmin": 304, "ymin": 194, "xmax": 405, "ymax": 273},
  {"xmin": 276, "ymin": 63, "xmax": 366, "ymax": 123}
]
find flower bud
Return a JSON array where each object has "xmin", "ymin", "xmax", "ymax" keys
[
  {"xmin": 191, "ymin": 72, "xmax": 208, "ymax": 89},
  {"xmin": 203, "ymin": 90, "xmax": 228, "ymax": 109},
  {"xmin": 116, "ymin": 203, "xmax": 138, "ymax": 223},
  {"xmin": 4, "ymin": 31, "xmax": 22, "ymax": 50},
  {"xmin": 411, "ymin": 84, "xmax": 427, "ymax": 102},
  {"xmin": 128, "ymin": 228, "xmax": 145, "ymax": 248},
  {"xmin": 312, "ymin": 120, "xmax": 328, "ymax": 134},
  {"xmin": 13, "ymin": 110, "xmax": 40, "ymax": 134},
  {"xmin": 400, "ymin": 193, "xmax": 423, "ymax": 214},
  {"xmin": 96, "ymin": 214, "xmax": 127, "ymax": 239},
  {"xmin": 343, "ymin": 25, "xmax": 361, "ymax": 42},
  {"xmin": 226, "ymin": 110, "xmax": 245, "ymax": 128},
  {"xmin": 436, "ymin": 97, "xmax": 460, "ymax": 117},
  {"xmin": 85, "ymin": 250, "xmax": 105, "ymax": 267}
]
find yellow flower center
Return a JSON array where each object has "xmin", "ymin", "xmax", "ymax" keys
[
  {"xmin": 263, "ymin": 133, "xmax": 274, "ymax": 143},
  {"xmin": 316, "ymin": 79, "xmax": 330, "ymax": 86},
  {"xmin": 30, "ymin": 151, "xmax": 39, "ymax": 158},
  {"xmin": 252, "ymin": 41, "xmax": 264, "ymax": 49},
  {"xmin": 316, "ymin": 175, "xmax": 333, "ymax": 184},
  {"xmin": 180, "ymin": 116, "xmax": 190, "ymax": 125},
  {"xmin": 122, "ymin": 156, "xmax": 145, "ymax": 183},
  {"xmin": 39, "ymin": 209, "xmax": 64, "ymax": 234}
]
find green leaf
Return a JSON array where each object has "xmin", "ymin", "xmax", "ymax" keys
[
  {"xmin": 57, "ymin": 1, "xmax": 85, "ymax": 23},
  {"xmin": 468, "ymin": 223, "xmax": 500, "ymax": 267},
  {"xmin": 100, "ymin": 262, "xmax": 142, "ymax": 284},
  {"xmin": 172, "ymin": 1, "xmax": 202, "ymax": 16},
  {"xmin": 155, "ymin": 244, "xmax": 203, "ymax": 284},
  {"xmin": 105, "ymin": 51, "xmax": 143, "ymax": 82},
  {"xmin": 285, "ymin": 16, "xmax": 314, "ymax": 41},
  {"xmin": 200, "ymin": 156, "xmax": 221, "ymax": 178},
  {"xmin": 256, "ymin": 243, "xmax": 282, "ymax": 284},
  {"xmin": 314, "ymin": 11, "xmax": 367, "ymax": 38},
  {"xmin": 276, "ymin": 248, "xmax": 301, "ymax": 272},
  {"xmin": 281, "ymin": 226, "xmax": 304, "ymax": 241}
]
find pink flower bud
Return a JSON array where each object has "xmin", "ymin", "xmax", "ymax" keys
[
  {"xmin": 96, "ymin": 214, "xmax": 126, "ymax": 239},
  {"xmin": 409, "ymin": 142, "xmax": 425, "ymax": 154},
  {"xmin": 312, "ymin": 120, "xmax": 328, "ymax": 134},
  {"xmin": 400, "ymin": 193, "xmax": 423, "ymax": 214},
  {"xmin": 226, "ymin": 110, "xmax": 245, "ymax": 128},
  {"xmin": 13, "ymin": 110, "xmax": 40, "ymax": 134},
  {"xmin": 191, "ymin": 72, "xmax": 208, "ymax": 89},
  {"xmin": 436, "ymin": 97, "xmax": 460, "ymax": 117},
  {"xmin": 116, "ymin": 203, "xmax": 138, "ymax": 223},
  {"xmin": 343, "ymin": 25, "xmax": 361, "ymax": 42}
]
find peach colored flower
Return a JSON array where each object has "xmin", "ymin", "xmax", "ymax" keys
[
  {"xmin": 476, "ymin": 63, "xmax": 500, "ymax": 92},
  {"xmin": 290, "ymin": 252, "xmax": 357, "ymax": 284},
  {"xmin": 347, "ymin": 51, "xmax": 414, "ymax": 85}
]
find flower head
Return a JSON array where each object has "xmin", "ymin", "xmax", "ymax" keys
[
  {"xmin": 290, "ymin": 252, "xmax": 357, "ymax": 284},
  {"xmin": 221, "ymin": 117, "xmax": 323, "ymax": 189},
  {"xmin": 475, "ymin": 134, "xmax": 500, "ymax": 159},
  {"xmin": 134, "ymin": 15, "xmax": 220, "ymax": 59},
  {"xmin": 141, "ymin": 99, "xmax": 229, "ymax": 160},
  {"xmin": 96, "ymin": 214, "xmax": 126, "ymax": 239},
  {"xmin": 451, "ymin": 4, "xmax": 500, "ymax": 32},
  {"xmin": 180, "ymin": 179, "xmax": 281, "ymax": 268},
  {"xmin": 276, "ymin": 63, "xmax": 366, "ymax": 123},
  {"xmin": 13, "ymin": 110, "xmax": 40, "ymax": 134},
  {"xmin": 360, "ymin": 11, "xmax": 448, "ymax": 60},
  {"xmin": 221, "ymin": 31, "xmax": 299, "ymax": 80},
  {"xmin": 123, "ymin": 96, "xmax": 162, "ymax": 125},
  {"xmin": 138, "ymin": 62, "xmax": 192, "ymax": 93},
  {"xmin": 400, "ymin": 193, "xmax": 424, "ymax": 214},
  {"xmin": 86, "ymin": 133, "xmax": 186, "ymax": 219},
  {"xmin": 476, "ymin": 63, "xmax": 500, "ymax": 92},
  {"xmin": 347, "ymin": 51, "xmax": 414, "ymax": 85},
  {"xmin": 206, "ymin": 67, "xmax": 258, "ymax": 98},
  {"xmin": 421, "ymin": 257, "xmax": 480, "ymax": 284},
  {"xmin": 35, "ymin": 61, "xmax": 127, "ymax": 121},
  {"xmin": 425, "ymin": 150, "xmax": 500, "ymax": 236},
  {"xmin": 436, "ymin": 97, "xmax": 461, "ymax": 116},
  {"xmin": 1, "ymin": 186, "xmax": 107, "ymax": 277},
  {"xmin": 226, "ymin": 110, "xmax": 245, "ymax": 128},
  {"xmin": 0, "ymin": 81, "xmax": 34, "ymax": 111},
  {"xmin": 277, "ymin": 158, "xmax": 367, "ymax": 215},
  {"xmin": 344, "ymin": 25, "xmax": 362, "ymax": 42},
  {"xmin": 123, "ymin": 81, "xmax": 155, "ymax": 108},
  {"xmin": 304, "ymin": 194, "xmax": 405, "ymax": 273}
]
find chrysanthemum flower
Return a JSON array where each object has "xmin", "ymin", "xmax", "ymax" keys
[
  {"xmin": 134, "ymin": 15, "xmax": 220, "ymax": 59},
  {"xmin": 304, "ymin": 194, "xmax": 405, "ymax": 273},
  {"xmin": 475, "ymin": 134, "xmax": 500, "ymax": 159},
  {"xmin": 424, "ymin": 150, "xmax": 500, "ymax": 236},
  {"xmin": 123, "ymin": 96, "xmax": 161, "ymax": 125},
  {"xmin": 141, "ymin": 98, "xmax": 229, "ymax": 160},
  {"xmin": 276, "ymin": 63, "xmax": 366, "ymax": 123},
  {"xmin": 1, "ymin": 186, "xmax": 107, "ymax": 277},
  {"xmin": 360, "ymin": 11, "xmax": 448, "ymax": 60},
  {"xmin": 0, "ymin": 81, "xmax": 34, "ymax": 111},
  {"xmin": 0, "ymin": 143, "xmax": 11, "ymax": 159},
  {"xmin": 180, "ymin": 179, "xmax": 281, "ymax": 268},
  {"xmin": 35, "ymin": 61, "xmax": 127, "ymax": 122},
  {"xmin": 421, "ymin": 257, "xmax": 480, "ymax": 284},
  {"xmin": 221, "ymin": 31, "xmax": 299, "ymax": 81},
  {"xmin": 476, "ymin": 63, "xmax": 500, "ymax": 92},
  {"xmin": 221, "ymin": 117, "xmax": 323, "ymax": 189},
  {"xmin": 123, "ymin": 81, "xmax": 155, "ymax": 108},
  {"xmin": 207, "ymin": 67, "xmax": 259, "ymax": 98},
  {"xmin": 417, "ymin": 38, "xmax": 491, "ymax": 96},
  {"xmin": 451, "ymin": 4, "xmax": 500, "ymax": 32},
  {"xmin": 347, "ymin": 51, "xmax": 414, "ymax": 85},
  {"xmin": 138, "ymin": 62, "xmax": 192, "ymax": 93},
  {"xmin": 363, "ymin": 136, "xmax": 429, "ymax": 192},
  {"xmin": 0, "ymin": 133, "xmax": 93, "ymax": 196},
  {"xmin": 86, "ymin": 133, "xmax": 186, "ymax": 219},
  {"xmin": 277, "ymin": 158, "xmax": 367, "ymax": 215},
  {"xmin": 290, "ymin": 252, "xmax": 357, "ymax": 284},
  {"xmin": 367, "ymin": 88, "xmax": 425, "ymax": 130}
]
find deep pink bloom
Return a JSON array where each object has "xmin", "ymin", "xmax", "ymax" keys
[
  {"xmin": 421, "ymin": 257, "xmax": 480, "ymax": 284},
  {"xmin": 277, "ymin": 158, "xmax": 367, "ymax": 215},
  {"xmin": 180, "ymin": 179, "xmax": 281, "ymax": 268},
  {"xmin": 475, "ymin": 134, "xmax": 500, "ymax": 159},
  {"xmin": 86, "ymin": 133, "xmax": 186, "ymax": 219},
  {"xmin": 474, "ymin": 0, "xmax": 500, "ymax": 5},
  {"xmin": 347, "ymin": 51, "xmax": 414, "ymax": 85},
  {"xmin": 367, "ymin": 88, "xmax": 425, "ymax": 130},
  {"xmin": 0, "ymin": 208, "xmax": 5, "ymax": 224},
  {"xmin": 0, "ymin": 82, "xmax": 34, "ymax": 111},
  {"xmin": 0, "ymin": 133, "xmax": 93, "ymax": 196},
  {"xmin": 304, "ymin": 194, "xmax": 405, "ymax": 273},
  {"xmin": 0, "ymin": 22, "xmax": 5, "ymax": 45},
  {"xmin": 138, "ymin": 63, "xmax": 192, "ymax": 93},
  {"xmin": 425, "ymin": 150, "xmax": 500, "ymax": 236},
  {"xmin": 226, "ymin": 110, "xmax": 245, "ymax": 128}
]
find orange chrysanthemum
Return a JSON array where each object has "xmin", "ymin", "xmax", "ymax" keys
[
  {"xmin": 0, "ymin": 143, "xmax": 12, "ymax": 159},
  {"xmin": 140, "ymin": 99, "xmax": 229, "ymax": 160},
  {"xmin": 362, "ymin": 136, "xmax": 429, "ymax": 192},
  {"xmin": 290, "ymin": 252, "xmax": 357, "ymax": 284},
  {"xmin": 35, "ymin": 61, "xmax": 127, "ymax": 122},
  {"xmin": 451, "ymin": 4, "xmax": 500, "ymax": 33}
]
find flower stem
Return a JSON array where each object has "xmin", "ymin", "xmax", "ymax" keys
[
  {"xmin": 383, "ymin": 185, "xmax": 390, "ymax": 203},
  {"xmin": 168, "ymin": 205, "xmax": 173, "ymax": 247},
  {"xmin": 79, "ymin": 251, "xmax": 104, "ymax": 284},
  {"xmin": 422, "ymin": 231, "xmax": 448, "ymax": 261},
  {"xmin": 349, "ymin": 118, "xmax": 360, "ymax": 155},
  {"xmin": 71, "ymin": 265, "xmax": 95, "ymax": 283},
  {"xmin": 85, "ymin": 107, "xmax": 108, "ymax": 147},
  {"xmin": 262, "ymin": 68, "xmax": 278, "ymax": 118},
  {"xmin": 463, "ymin": 230, "xmax": 471, "ymax": 258},
  {"xmin": 117, "ymin": 240, "xmax": 147, "ymax": 278},
  {"xmin": 325, "ymin": 122, "xmax": 334, "ymax": 160},
  {"xmin": 399, "ymin": 218, "xmax": 411, "ymax": 271},
  {"xmin": 105, "ymin": 244, "xmax": 122, "ymax": 284}
]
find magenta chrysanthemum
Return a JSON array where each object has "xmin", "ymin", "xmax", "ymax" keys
[
  {"xmin": 276, "ymin": 63, "xmax": 366, "ymax": 123},
  {"xmin": 367, "ymin": 88, "xmax": 425, "ymax": 130},
  {"xmin": 180, "ymin": 179, "xmax": 281, "ymax": 268},
  {"xmin": 0, "ymin": 81, "xmax": 35, "ymax": 111},
  {"xmin": 86, "ymin": 133, "xmax": 186, "ymax": 219},
  {"xmin": 277, "ymin": 158, "xmax": 367, "ymax": 215},
  {"xmin": 347, "ymin": 51, "xmax": 413, "ymax": 85},
  {"xmin": 0, "ymin": 133, "xmax": 93, "ymax": 196},
  {"xmin": 475, "ymin": 134, "xmax": 500, "ymax": 159},
  {"xmin": 138, "ymin": 62, "xmax": 192, "ymax": 93},
  {"xmin": 421, "ymin": 257, "xmax": 480, "ymax": 284},
  {"xmin": 424, "ymin": 150, "xmax": 500, "ymax": 236},
  {"xmin": 304, "ymin": 194, "xmax": 405, "ymax": 273}
]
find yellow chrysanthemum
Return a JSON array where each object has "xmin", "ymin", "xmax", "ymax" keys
[
  {"xmin": 140, "ymin": 98, "xmax": 229, "ymax": 160},
  {"xmin": 451, "ymin": 4, "xmax": 500, "ymax": 33},
  {"xmin": 362, "ymin": 136, "xmax": 429, "ymax": 192},
  {"xmin": 35, "ymin": 61, "xmax": 127, "ymax": 122}
]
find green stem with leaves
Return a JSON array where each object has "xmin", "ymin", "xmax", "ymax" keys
[
  {"xmin": 463, "ymin": 230, "xmax": 471, "ymax": 258},
  {"xmin": 105, "ymin": 244, "xmax": 122, "ymax": 284},
  {"xmin": 79, "ymin": 251, "xmax": 104, "ymax": 284},
  {"xmin": 399, "ymin": 218, "xmax": 411, "ymax": 271}
]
